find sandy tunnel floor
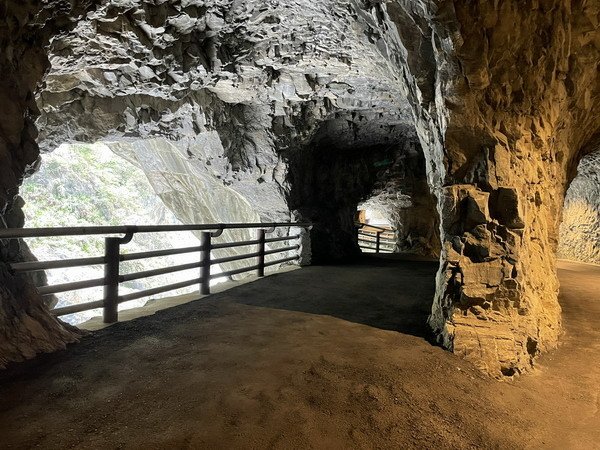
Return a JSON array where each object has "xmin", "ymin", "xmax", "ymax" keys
[{"xmin": 0, "ymin": 258, "xmax": 598, "ymax": 449}]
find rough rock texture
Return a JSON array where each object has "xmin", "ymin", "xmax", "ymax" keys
[
  {"xmin": 1, "ymin": 0, "xmax": 599, "ymax": 376},
  {"xmin": 2, "ymin": 0, "xmax": 420, "ymax": 366},
  {"xmin": 22, "ymin": 142, "xmax": 217, "ymax": 324},
  {"xmin": 383, "ymin": 0, "xmax": 600, "ymax": 376},
  {"xmin": 0, "ymin": 0, "xmax": 98, "ymax": 367},
  {"xmin": 358, "ymin": 133, "xmax": 440, "ymax": 257},
  {"xmin": 558, "ymin": 151, "xmax": 600, "ymax": 265},
  {"xmin": 107, "ymin": 138, "xmax": 298, "ymax": 271},
  {"xmin": 36, "ymin": 0, "xmax": 416, "ymax": 233}
]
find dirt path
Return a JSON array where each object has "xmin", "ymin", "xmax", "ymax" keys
[{"xmin": 0, "ymin": 258, "xmax": 598, "ymax": 449}]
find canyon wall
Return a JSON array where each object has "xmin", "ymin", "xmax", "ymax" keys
[
  {"xmin": 2, "ymin": 0, "xmax": 421, "ymax": 366},
  {"xmin": 558, "ymin": 151, "xmax": 600, "ymax": 265},
  {"xmin": 36, "ymin": 0, "xmax": 417, "ymax": 234},
  {"xmin": 0, "ymin": 0, "xmax": 98, "ymax": 367}
]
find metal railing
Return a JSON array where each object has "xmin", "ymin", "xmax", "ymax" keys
[
  {"xmin": 0, "ymin": 222, "xmax": 311, "ymax": 323},
  {"xmin": 356, "ymin": 222, "xmax": 396, "ymax": 254}
]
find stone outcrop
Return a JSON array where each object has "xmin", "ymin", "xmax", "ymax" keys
[
  {"xmin": 0, "ymin": 0, "xmax": 599, "ymax": 376},
  {"xmin": 2, "ymin": 0, "xmax": 420, "ymax": 366},
  {"xmin": 36, "ymin": 0, "xmax": 416, "ymax": 227},
  {"xmin": 382, "ymin": 0, "xmax": 600, "ymax": 376},
  {"xmin": 107, "ymin": 138, "xmax": 297, "ymax": 270},
  {"xmin": 0, "ymin": 0, "xmax": 99, "ymax": 367},
  {"xmin": 558, "ymin": 151, "xmax": 600, "ymax": 265}
]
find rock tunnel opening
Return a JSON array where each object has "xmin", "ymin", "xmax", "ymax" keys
[
  {"xmin": 356, "ymin": 137, "xmax": 441, "ymax": 258},
  {"xmin": 20, "ymin": 142, "xmax": 230, "ymax": 324},
  {"xmin": 285, "ymin": 116, "xmax": 439, "ymax": 263},
  {"xmin": 0, "ymin": 0, "xmax": 598, "ymax": 385},
  {"xmin": 557, "ymin": 150, "xmax": 600, "ymax": 266}
]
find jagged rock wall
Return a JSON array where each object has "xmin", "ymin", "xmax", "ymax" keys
[
  {"xmin": 107, "ymin": 138, "xmax": 298, "ymax": 270},
  {"xmin": 2, "ymin": 0, "xmax": 599, "ymax": 376},
  {"xmin": 558, "ymin": 151, "xmax": 600, "ymax": 265},
  {"xmin": 0, "ymin": 0, "xmax": 98, "ymax": 367},
  {"xmin": 380, "ymin": 0, "xmax": 600, "ymax": 376},
  {"xmin": 287, "ymin": 136, "xmax": 406, "ymax": 261},
  {"xmin": 0, "ymin": 0, "xmax": 421, "ymax": 366},
  {"xmin": 37, "ymin": 0, "xmax": 415, "ymax": 225},
  {"xmin": 358, "ymin": 132, "xmax": 440, "ymax": 257}
]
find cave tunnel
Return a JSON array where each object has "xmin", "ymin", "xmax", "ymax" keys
[
  {"xmin": 356, "ymin": 137, "xmax": 440, "ymax": 258},
  {"xmin": 1, "ymin": 0, "xmax": 600, "ymax": 447},
  {"xmin": 285, "ymin": 105, "xmax": 440, "ymax": 263},
  {"xmin": 558, "ymin": 149, "xmax": 600, "ymax": 265}
]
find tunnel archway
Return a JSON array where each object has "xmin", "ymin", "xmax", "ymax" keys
[
  {"xmin": 558, "ymin": 150, "xmax": 600, "ymax": 265},
  {"xmin": 1, "ymin": 0, "xmax": 599, "ymax": 380},
  {"xmin": 357, "ymin": 137, "xmax": 440, "ymax": 258},
  {"xmin": 285, "ymin": 114, "xmax": 438, "ymax": 263}
]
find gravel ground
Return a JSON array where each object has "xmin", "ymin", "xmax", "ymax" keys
[{"xmin": 0, "ymin": 257, "xmax": 598, "ymax": 449}]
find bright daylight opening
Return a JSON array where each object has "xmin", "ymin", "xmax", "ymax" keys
[
  {"xmin": 22, "ymin": 143, "xmax": 226, "ymax": 325},
  {"xmin": 557, "ymin": 150, "xmax": 600, "ymax": 265}
]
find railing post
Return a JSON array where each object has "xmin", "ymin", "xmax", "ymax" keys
[
  {"xmin": 103, "ymin": 237, "xmax": 121, "ymax": 324},
  {"xmin": 376, "ymin": 231, "xmax": 381, "ymax": 254},
  {"xmin": 200, "ymin": 231, "xmax": 212, "ymax": 295},
  {"xmin": 257, "ymin": 229, "xmax": 266, "ymax": 277}
]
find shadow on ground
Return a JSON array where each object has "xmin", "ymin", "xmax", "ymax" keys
[
  {"xmin": 0, "ymin": 255, "xmax": 438, "ymax": 383},
  {"xmin": 234, "ymin": 255, "xmax": 439, "ymax": 339},
  {"xmin": 0, "ymin": 259, "xmax": 598, "ymax": 449}
]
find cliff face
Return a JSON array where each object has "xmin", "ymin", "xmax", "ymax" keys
[
  {"xmin": 558, "ymin": 151, "xmax": 600, "ymax": 265},
  {"xmin": 1, "ymin": 0, "xmax": 599, "ymax": 376},
  {"xmin": 37, "ymin": 0, "xmax": 417, "ymax": 221}
]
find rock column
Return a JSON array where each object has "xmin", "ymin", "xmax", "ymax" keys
[
  {"xmin": 0, "ymin": 1, "xmax": 95, "ymax": 367},
  {"xmin": 385, "ymin": 0, "xmax": 600, "ymax": 375}
]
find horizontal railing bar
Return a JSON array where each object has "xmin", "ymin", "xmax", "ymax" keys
[
  {"xmin": 211, "ymin": 264, "xmax": 261, "ymax": 279},
  {"xmin": 356, "ymin": 222, "xmax": 393, "ymax": 232},
  {"xmin": 358, "ymin": 236, "xmax": 395, "ymax": 242},
  {"xmin": 265, "ymin": 234, "xmax": 300, "ymax": 243},
  {"xmin": 120, "ymin": 245, "xmax": 201, "ymax": 262},
  {"xmin": 358, "ymin": 242, "xmax": 396, "ymax": 248},
  {"xmin": 358, "ymin": 235, "xmax": 396, "ymax": 241},
  {"xmin": 0, "ymin": 222, "xmax": 311, "ymax": 239},
  {"xmin": 358, "ymin": 234, "xmax": 395, "ymax": 240},
  {"xmin": 265, "ymin": 245, "xmax": 300, "ymax": 256},
  {"xmin": 118, "ymin": 277, "xmax": 202, "ymax": 303},
  {"xmin": 212, "ymin": 252, "xmax": 259, "ymax": 265},
  {"xmin": 358, "ymin": 239, "xmax": 396, "ymax": 246},
  {"xmin": 358, "ymin": 230, "xmax": 396, "ymax": 237},
  {"xmin": 265, "ymin": 255, "xmax": 300, "ymax": 267},
  {"xmin": 119, "ymin": 261, "xmax": 202, "ymax": 283},
  {"xmin": 212, "ymin": 239, "xmax": 260, "ymax": 250},
  {"xmin": 11, "ymin": 256, "xmax": 106, "ymax": 273},
  {"xmin": 358, "ymin": 237, "xmax": 396, "ymax": 245},
  {"xmin": 51, "ymin": 300, "xmax": 104, "ymax": 316},
  {"xmin": 212, "ymin": 245, "xmax": 300, "ymax": 266},
  {"xmin": 359, "ymin": 244, "xmax": 393, "ymax": 250},
  {"xmin": 212, "ymin": 234, "xmax": 301, "ymax": 250},
  {"xmin": 38, "ymin": 277, "xmax": 105, "ymax": 296},
  {"xmin": 359, "ymin": 243, "xmax": 394, "ymax": 249}
]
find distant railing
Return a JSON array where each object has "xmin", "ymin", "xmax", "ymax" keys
[
  {"xmin": 356, "ymin": 222, "xmax": 396, "ymax": 254},
  {"xmin": 0, "ymin": 222, "xmax": 311, "ymax": 323}
]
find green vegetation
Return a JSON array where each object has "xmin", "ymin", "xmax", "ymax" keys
[{"xmin": 22, "ymin": 143, "xmax": 201, "ymax": 324}]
